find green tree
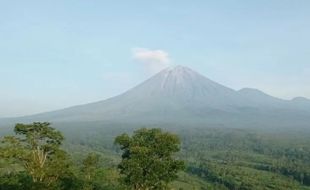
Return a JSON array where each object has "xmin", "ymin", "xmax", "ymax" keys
[
  {"xmin": 81, "ymin": 153, "xmax": 100, "ymax": 190},
  {"xmin": 0, "ymin": 122, "xmax": 71, "ymax": 188},
  {"xmin": 115, "ymin": 128, "xmax": 185, "ymax": 190}
]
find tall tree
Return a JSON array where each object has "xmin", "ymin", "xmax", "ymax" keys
[
  {"xmin": 115, "ymin": 128, "xmax": 185, "ymax": 190},
  {"xmin": 81, "ymin": 153, "xmax": 100, "ymax": 190},
  {"xmin": 0, "ymin": 122, "xmax": 71, "ymax": 187}
]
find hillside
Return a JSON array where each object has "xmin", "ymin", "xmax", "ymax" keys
[{"xmin": 1, "ymin": 66, "xmax": 310, "ymax": 129}]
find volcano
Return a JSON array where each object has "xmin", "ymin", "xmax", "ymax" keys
[{"xmin": 1, "ymin": 66, "xmax": 310, "ymax": 128}]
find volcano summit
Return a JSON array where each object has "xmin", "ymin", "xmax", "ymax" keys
[{"xmin": 1, "ymin": 66, "xmax": 310, "ymax": 128}]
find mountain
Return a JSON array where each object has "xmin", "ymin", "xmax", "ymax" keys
[
  {"xmin": 291, "ymin": 97, "xmax": 310, "ymax": 111},
  {"xmin": 291, "ymin": 97, "xmax": 310, "ymax": 104},
  {"xmin": 1, "ymin": 66, "xmax": 310, "ymax": 128}
]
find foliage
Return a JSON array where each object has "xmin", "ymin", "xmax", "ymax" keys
[
  {"xmin": 80, "ymin": 153, "xmax": 101, "ymax": 190},
  {"xmin": 0, "ymin": 123, "xmax": 120, "ymax": 190},
  {"xmin": 179, "ymin": 127, "xmax": 310, "ymax": 190},
  {"xmin": 115, "ymin": 128, "xmax": 185, "ymax": 190},
  {"xmin": 0, "ymin": 122, "xmax": 70, "ymax": 187},
  {"xmin": 1, "ymin": 122, "xmax": 310, "ymax": 190},
  {"xmin": 59, "ymin": 124, "xmax": 310, "ymax": 190}
]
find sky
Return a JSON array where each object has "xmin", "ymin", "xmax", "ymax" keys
[{"xmin": 1, "ymin": 0, "xmax": 310, "ymax": 117}]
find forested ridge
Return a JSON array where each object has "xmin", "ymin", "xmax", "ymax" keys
[{"xmin": 1, "ymin": 122, "xmax": 310, "ymax": 190}]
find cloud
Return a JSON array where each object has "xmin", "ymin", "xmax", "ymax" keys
[{"xmin": 132, "ymin": 48, "xmax": 172, "ymax": 74}]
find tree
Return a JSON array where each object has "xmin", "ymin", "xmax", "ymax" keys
[
  {"xmin": 81, "ymin": 153, "xmax": 100, "ymax": 190},
  {"xmin": 0, "ymin": 122, "xmax": 71, "ymax": 188},
  {"xmin": 114, "ymin": 128, "xmax": 185, "ymax": 190}
]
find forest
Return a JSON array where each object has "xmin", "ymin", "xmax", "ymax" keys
[{"xmin": 1, "ymin": 122, "xmax": 310, "ymax": 190}]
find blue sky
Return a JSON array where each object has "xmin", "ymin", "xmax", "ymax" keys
[{"xmin": 1, "ymin": 0, "xmax": 310, "ymax": 117}]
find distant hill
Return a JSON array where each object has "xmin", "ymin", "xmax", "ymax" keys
[{"xmin": 1, "ymin": 66, "xmax": 310, "ymax": 128}]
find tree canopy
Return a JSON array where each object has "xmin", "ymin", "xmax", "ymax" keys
[
  {"xmin": 115, "ymin": 128, "xmax": 185, "ymax": 190},
  {"xmin": 0, "ymin": 122, "xmax": 71, "ymax": 188}
]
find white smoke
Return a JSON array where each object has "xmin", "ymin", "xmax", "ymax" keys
[{"xmin": 132, "ymin": 48, "xmax": 172, "ymax": 74}]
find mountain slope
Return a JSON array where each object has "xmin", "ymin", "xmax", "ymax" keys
[{"xmin": 1, "ymin": 66, "xmax": 310, "ymax": 128}]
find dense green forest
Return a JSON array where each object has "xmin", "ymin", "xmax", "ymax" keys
[{"xmin": 1, "ymin": 122, "xmax": 310, "ymax": 190}]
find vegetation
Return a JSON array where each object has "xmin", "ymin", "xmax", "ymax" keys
[
  {"xmin": 1, "ymin": 122, "xmax": 310, "ymax": 190},
  {"xmin": 0, "ymin": 123, "xmax": 118, "ymax": 189},
  {"xmin": 0, "ymin": 123, "xmax": 185, "ymax": 190},
  {"xmin": 0, "ymin": 122, "xmax": 71, "ymax": 189},
  {"xmin": 115, "ymin": 128, "xmax": 185, "ymax": 189},
  {"xmin": 179, "ymin": 128, "xmax": 310, "ymax": 189}
]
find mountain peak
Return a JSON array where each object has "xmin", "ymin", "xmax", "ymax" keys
[
  {"xmin": 239, "ymin": 88, "xmax": 267, "ymax": 96},
  {"xmin": 2, "ymin": 65, "xmax": 310, "ymax": 127},
  {"xmin": 291, "ymin": 97, "xmax": 310, "ymax": 102},
  {"xmin": 154, "ymin": 65, "xmax": 220, "ymax": 92},
  {"xmin": 166, "ymin": 65, "xmax": 192, "ymax": 71},
  {"xmin": 163, "ymin": 65, "xmax": 196, "ymax": 77}
]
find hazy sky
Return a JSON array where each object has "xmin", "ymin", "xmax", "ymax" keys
[{"xmin": 1, "ymin": 1, "xmax": 310, "ymax": 117}]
